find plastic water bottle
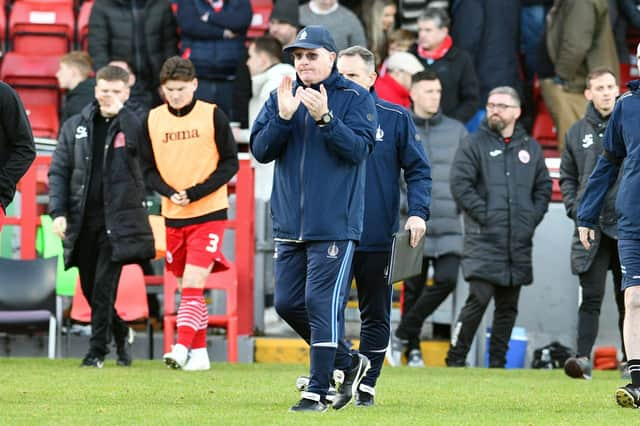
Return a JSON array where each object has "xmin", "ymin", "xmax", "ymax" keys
[{"xmin": 541, "ymin": 348, "xmax": 553, "ymax": 369}]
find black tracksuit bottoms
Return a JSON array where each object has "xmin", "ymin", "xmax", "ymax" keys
[
  {"xmin": 75, "ymin": 220, "xmax": 128, "ymax": 358},
  {"xmin": 447, "ymin": 280, "xmax": 521, "ymax": 367}
]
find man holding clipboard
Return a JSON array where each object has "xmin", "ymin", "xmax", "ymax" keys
[{"xmin": 329, "ymin": 46, "xmax": 431, "ymax": 408}]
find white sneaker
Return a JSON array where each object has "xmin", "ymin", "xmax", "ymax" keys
[
  {"xmin": 183, "ymin": 348, "xmax": 211, "ymax": 371},
  {"xmin": 163, "ymin": 344, "xmax": 189, "ymax": 369}
]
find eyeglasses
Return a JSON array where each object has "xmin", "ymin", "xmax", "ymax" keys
[
  {"xmin": 486, "ymin": 103, "xmax": 518, "ymax": 111},
  {"xmin": 292, "ymin": 52, "xmax": 319, "ymax": 61}
]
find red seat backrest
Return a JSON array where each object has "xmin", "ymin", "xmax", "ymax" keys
[{"xmin": 9, "ymin": 0, "xmax": 74, "ymax": 54}]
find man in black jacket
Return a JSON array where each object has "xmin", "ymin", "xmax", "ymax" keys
[
  {"xmin": 0, "ymin": 81, "xmax": 35, "ymax": 231},
  {"xmin": 447, "ymin": 86, "xmax": 551, "ymax": 367},
  {"xmin": 409, "ymin": 7, "xmax": 479, "ymax": 124},
  {"xmin": 560, "ymin": 67, "xmax": 625, "ymax": 379},
  {"xmin": 88, "ymin": 0, "xmax": 178, "ymax": 109},
  {"xmin": 56, "ymin": 51, "xmax": 96, "ymax": 125},
  {"xmin": 48, "ymin": 66, "xmax": 155, "ymax": 368}
]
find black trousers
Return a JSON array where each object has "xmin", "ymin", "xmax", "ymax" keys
[
  {"xmin": 447, "ymin": 280, "xmax": 521, "ymax": 367},
  {"xmin": 75, "ymin": 221, "xmax": 128, "ymax": 357},
  {"xmin": 399, "ymin": 255, "xmax": 460, "ymax": 350},
  {"xmin": 351, "ymin": 251, "xmax": 393, "ymax": 388},
  {"xmin": 577, "ymin": 234, "xmax": 625, "ymax": 359}
]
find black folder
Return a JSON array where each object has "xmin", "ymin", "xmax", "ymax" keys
[{"xmin": 387, "ymin": 230, "xmax": 424, "ymax": 285}]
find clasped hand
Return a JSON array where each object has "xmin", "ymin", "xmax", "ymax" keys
[
  {"xmin": 170, "ymin": 190, "xmax": 190, "ymax": 206},
  {"xmin": 277, "ymin": 76, "xmax": 328, "ymax": 121}
]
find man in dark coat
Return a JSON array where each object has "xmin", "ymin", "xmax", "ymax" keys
[
  {"xmin": 409, "ymin": 7, "xmax": 479, "ymax": 124},
  {"xmin": 88, "ymin": 0, "xmax": 178, "ymax": 109},
  {"xmin": 560, "ymin": 67, "xmax": 625, "ymax": 380},
  {"xmin": 48, "ymin": 66, "xmax": 155, "ymax": 368},
  {"xmin": 450, "ymin": 0, "xmax": 522, "ymax": 105},
  {"xmin": 447, "ymin": 86, "xmax": 551, "ymax": 367},
  {"xmin": 0, "ymin": 81, "xmax": 35, "ymax": 231},
  {"xmin": 56, "ymin": 51, "xmax": 96, "ymax": 125}
]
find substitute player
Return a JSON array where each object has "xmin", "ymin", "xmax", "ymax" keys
[{"xmin": 139, "ymin": 56, "xmax": 238, "ymax": 371}]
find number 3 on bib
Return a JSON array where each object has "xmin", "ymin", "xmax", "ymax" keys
[{"xmin": 206, "ymin": 233, "xmax": 220, "ymax": 253}]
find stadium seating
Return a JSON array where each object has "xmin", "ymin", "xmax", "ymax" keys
[
  {"xmin": 76, "ymin": 0, "xmax": 92, "ymax": 50},
  {"xmin": 8, "ymin": 0, "xmax": 74, "ymax": 55},
  {"xmin": 70, "ymin": 264, "xmax": 154, "ymax": 359},
  {"xmin": 25, "ymin": 103, "xmax": 59, "ymax": 137},
  {"xmin": 163, "ymin": 265, "xmax": 239, "ymax": 362},
  {"xmin": 532, "ymin": 101, "xmax": 558, "ymax": 150},
  {"xmin": 0, "ymin": 52, "xmax": 60, "ymax": 134},
  {"xmin": 247, "ymin": 0, "xmax": 271, "ymax": 40},
  {"xmin": 0, "ymin": 257, "xmax": 58, "ymax": 359}
]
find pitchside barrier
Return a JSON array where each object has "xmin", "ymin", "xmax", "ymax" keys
[{"xmin": 0, "ymin": 150, "xmax": 256, "ymax": 336}]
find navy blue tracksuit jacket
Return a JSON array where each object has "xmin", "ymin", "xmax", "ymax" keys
[
  {"xmin": 359, "ymin": 93, "xmax": 432, "ymax": 252},
  {"xmin": 578, "ymin": 80, "xmax": 640, "ymax": 240},
  {"xmin": 250, "ymin": 68, "xmax": 377, "ymax": 241}
]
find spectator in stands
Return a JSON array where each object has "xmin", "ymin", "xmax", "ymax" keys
[
  {"xmin": 270, "ymin": 0, "xmax": 300, "ymax": 65},
  {"xmin": 560, "ymin": 68, "xmax": 625, "ymax": 380},
  {"xmin": 48, "ymin": 66, "xmax": 155, "ymax": 368},
  {"xmin": 0, "ymin": 82, "xmax": 35, "ymax": 232},
  {"xmin": 360, "ymin": 0, "xmax": 397, "ymax": 67},
  {"xmin": 451, "ymin": 0, "xmax": 522, "ymax": 105},
  {"xmin": 396, "ymin": 0, "xmax": 449, "ymax": 32},
  {"xmin": 174, "ymin": 0, "xmax": 253, "ymax": 118},
  {"xmin": 609, "ymin": 0, "xmax": 630, "ymax": 64},
  {"xmin": 447, "ymin": 86, "xmax": 551, "ymax": 368},
  {"xmin": 410, "ymin": 8, "xmax": 480, "ymax": 124},
  {"xmin": 387, "ymin": 70, "xmax": 466, "ymax": 368},
  {"xmin": 374, "ymin": 51, "xmax": 424, "ymax": 108},
  {"xmin": 519, "ymin": 0, "xmax": 553, "ymax": 132},
  {"xmin": 519, "ymin": 0, "xmax": 553, "ymax": 82},
  {"xmin": 332, "ymin": 46, "xmax": 431, "ymax": 407},
  {"xmin": 236, "ymin": 35, "xmax": 295, "ymax": 200},
  {"xmin": 299, "ymin": 0, "xmax": 367, "ymax": 51},
  {"xmin": 56, "ymin": 51, "xmax": 95, "ymax": 124},
  {"xmin": 540, "ymin": 0, "xmax": 619, "ymax": 151},
  {"xmin": 378, "ymin": 29, "xmax": 417, "ymax": 76},
  {"xmin": 577, "ymin": 42, "xmax": 640, "ymax": 410},
  {"xmin": 108, "ymin": 59, "xmax": 153, "ymax": 115},
  {"xmin": 88, "ymin": 0, "xmax": 177, "ymax": 110},
  {"xmin": 139, "ymin": 56, "xmax": 238, "ymax": 372}
]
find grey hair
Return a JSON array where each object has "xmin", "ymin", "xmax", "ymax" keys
[
  {"xmin": 418, "ymin": 7, "xmax": 450, "ymax": 29},
  {"xmin": 488, "ymin": 86, "xmax": 521, "ymax": 107},
  {"xmin": 338, "ymin": 45, "xmax": 376, "ymax": 73}
]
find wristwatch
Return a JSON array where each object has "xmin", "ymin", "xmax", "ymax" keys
[{"xmin": 316, "ymin": 111, "xmax": 333, "ymax": 126}]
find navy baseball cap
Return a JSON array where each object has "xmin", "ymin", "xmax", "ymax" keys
[{"xmin": 283, "ymin": 25, "xmax": 337, "ymax": 53}]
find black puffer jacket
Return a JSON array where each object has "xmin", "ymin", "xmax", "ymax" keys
[
  {"xmin": 409, "ymin": 44, "xmax": 480, "ymax": 123},
  {"xmin": 48, "ymin": 101, "xmax": 155, "ymax": 268},
  {"xmin": 450, "ymin": 122, "xmax": 552, "ymax": 286},
  {"xmin": 559, "ymin": 102, "xmax": 619, "ymax": 274},
  {"xmin": 88, "ymin": 0, "xmax": 177, "ymax": 87},
  {"xmin": 0, "ymin": 81, "xmax": 35, "ymax": 210}
]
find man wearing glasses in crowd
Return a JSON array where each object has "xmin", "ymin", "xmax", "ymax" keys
[{"xmin": 445, "ymin": 87, "xmax": 551, "ymax": 367}]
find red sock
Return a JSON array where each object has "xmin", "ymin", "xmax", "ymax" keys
[
  {"xmin": 192, "ymin": 301, "xmax": 210, "ymax": 349},
  {"xmin": 176, "ymin": 288, "xmax": 205, "ymax": 349}
]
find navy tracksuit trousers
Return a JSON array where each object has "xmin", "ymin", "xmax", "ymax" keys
[
  {"xmin": 336, "ymin": 251, "xmax": 393, "ymax": 388},
  {"xmin": 274, "ymin": 240, "xmax": 355, "ymax": 397}
]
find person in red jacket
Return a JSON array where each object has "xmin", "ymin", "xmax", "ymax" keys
[{"xmin": 373, "ymin": 52, "xmax": 424, "ymax": 108}]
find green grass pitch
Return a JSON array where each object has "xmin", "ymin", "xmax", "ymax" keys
[{"xmin": 0, "ymin": 358, "xmax": 636, "ymax": 425}]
